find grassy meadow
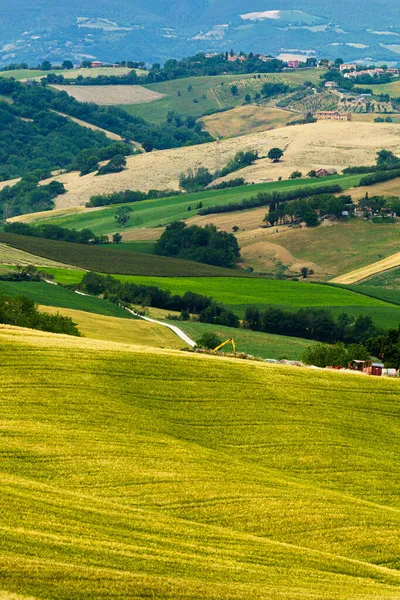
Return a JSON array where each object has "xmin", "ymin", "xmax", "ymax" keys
[
  {"xmin": 121, "ymin": 69, "xmax": 325, "ymax": 124},
  {"xmin": 114, "ymin": 276, "xmax": 400, "ymax": 328},
  {"xmin": 203, "ymin": 105, "xmax": 299, "ymax": 138},
  {"xmin": 40, "ymin": 305, "xmax": 185, "ymax": 349},
  {"xmin": 359, "ymin": 267, "xmax": 400, "ymax": 289},
  {"xmin": 32, "ymin": 268, "xmax": 400, "ymax": 329},
  {"xmin": 24, "ymin": 174, "xmax": 364, "ymax": 235},
  {"xmin": 254, "ymin": 219, "xmax": 400, "ymax": 280},
  {"xmin": 1, "ymin": 326, "xmax": 400, "ymax": 598},
  {"xmin": 176, "ymin": 320, "xmax": 314, "ymax": 359},
  {"xmin": 356, "ymin": 79, "xmax": 400, "ymax": 97}
]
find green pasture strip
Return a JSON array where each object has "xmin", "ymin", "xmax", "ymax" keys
[
  {"xmin": 0, "ymin": 232, "xmax": 247, "ymax": 277},
  {"xmin": 1, "ymin": 332, "xmax": 400, "ymax": 598},
  {"xmin": 176, "ymin": 320, "xmax": 314, "ymax": 360},
  {"xmin": 358, "ymin": 267, "xmax": 400, "ymax": 289},
  {"xmin": 32, "ymin": 174, "xmax": 364, "ymax": 235},
  {"xmin": 344, "ymin": 284, "xmax": 400, "ymax": 307},
  {"xmin": 116, "ymin": 275, "xmax": 400, "ymax": 329},
  {"xmin": 114, "ymin": 276, "xmax": 394, "ymax": 308},
  {"xmin": 0, "ymin": 280, "xmax": 134, "ymax": 319}
]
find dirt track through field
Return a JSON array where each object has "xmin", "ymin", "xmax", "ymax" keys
[{"xmin": 330, "ymin": 252, "xmax": 400, "ymax": 284}]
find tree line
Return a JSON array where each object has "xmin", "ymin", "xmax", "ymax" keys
[
  {"xmin": 86, "ymin": 188, "xmax": 181, "ymax": 208},
  {"xmin": 80, "ymin": 272, "xmax": 239, "ymax": 328},
  {"xmin": 179, "ymin": 150, "xmax": 258, "ymax": 193},
  {"xmin": 3, "ymin": 222, "xmax": 109, "ymax": 245},
  {"xmin": 197, "ymin": 184, "xmax": 343, "ymax": 216},
  {"xmin": 40, "ymin": 52, "xmax": 285, "ymax": 88},
  {"xmin": 244, "ymin": 306, "xmax": 380, "ymax": 345}
]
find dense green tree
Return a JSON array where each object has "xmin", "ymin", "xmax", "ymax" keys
[
  {"xmin": 268, "ymin": 148, "xmax": 284, "ymax": 162},
  {"xmin": 114, "ymin": 206, "xmax": 132, "ymax": 227},
  {"xmin": 196, "ymin": 332, "xmax": 222, "ymax": 349}
]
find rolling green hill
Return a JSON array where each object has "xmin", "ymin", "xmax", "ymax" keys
[
  {"xmin": 24, "ymin": 174, "xmax": 363, "ymax": 236},
  {"xmin": 121, "ymin": 70, "xmax": 323, "ymax": 124},
  {"xmin": 1, "ymin": 326, "xmax": 400, "ymax": 599},
  {"xmin": 0, "ymin": 233, "xmax": 246, "ymax": 277},
  {"xmin": 115, "ymin": 275, "xmax": 400, "ymax": 329},
  {"xmin": 38, "ymin": 268, "xmax": 400, "ymax": 330}
]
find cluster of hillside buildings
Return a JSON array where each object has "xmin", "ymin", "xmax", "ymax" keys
[{"xmin": 339, "ymin": 63, "xmax": 400, "ymax": 79}]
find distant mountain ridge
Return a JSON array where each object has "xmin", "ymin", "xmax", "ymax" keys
[{"xmin": 1, "ymin": 0, "xmax": 400, "ymax": 66}]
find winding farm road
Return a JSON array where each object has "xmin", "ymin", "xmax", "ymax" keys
[{"xmin": 125, "ymin": 308, "xmax": 196, "ymax": 347}]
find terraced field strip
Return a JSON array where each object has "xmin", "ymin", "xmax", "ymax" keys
[
  {"xmin": 50, "ymin": 110, "xmax": 144, "ymax": 150},
  {"xmin": 1, "ymin": 326, "xmax": 400, "ymax": 599},
  {"xmin": 330, "ymin": 251, "xmax": 400, "ymax": 284},
  {"xmin": 0, "ymin": 242, "xmax": 77, "ymax": 269}
]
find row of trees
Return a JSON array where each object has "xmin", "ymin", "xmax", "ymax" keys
[
  {"xmin": 47, "ymin": 52, "xmax": 285, "ymax": 87},
  {"xmin": 86, "ymin": 188, "xmax": 181, "ymax": 208},
  {"xmin": 3, "ymin": 222, "xmax": 109, "ymax": 245},
  {"xmin": 303, "ymin": 324, "xmax": 400, "ymax": 369},
  {"xmin": 197, "ymin": 184, "xmax": 343, "ymax": 217},
  {"xmin": 80, "ymin": 272, "xmax": 239, "ymax": 328},
  {"xmin": 155, "ymin": 221, "xmax": 241, "ymax": 268},
  {"xmin": 244, "ymin": 306, "xmax": 380, "ymax": 345},
  {"xmin": 265, "ymin": 194, "xmax": 352, "ymax": 228}
]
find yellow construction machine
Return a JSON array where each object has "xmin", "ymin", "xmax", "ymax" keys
[{"xmin": 213, "ymin": 338, "xmax": 236, "ymax": 356}]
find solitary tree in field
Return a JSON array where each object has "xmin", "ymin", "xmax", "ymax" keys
[
  {"xmin": 114, "ymin": 207, "xmax": 132, "ymax": 228},
  {"xmin": 268, "ymin": 147, "xmax": 284, "ymax": 162},
  {"xmin": 62, "ymin": 60, "xmax": 74, "ymax": 70},
  {"xmin": 231, "ymin": 85, "xmax": 238, "ymax": 96},
  {"xmin": 41, "ymin": 60, "xmax": 52, "ymax": 71},
  {"xmin": 112, "ymin": 232, "xmax": 122, "ymax": 243},
  {"xmin": 300, "ymin": 267, "xmax": 309, "ymax": 279}
]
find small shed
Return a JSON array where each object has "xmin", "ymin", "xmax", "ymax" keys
[{"xmin": 365, "ymin": 362, "xmax": 384, "ymax": 377}]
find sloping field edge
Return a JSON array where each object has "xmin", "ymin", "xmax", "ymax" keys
[
  {"xmin": 0, "ymin": 233, "xmax": 250, "ymax": 278},
  {"xmin": 329, "ymin": 252, "xmax": 400, "ymax": 284}
]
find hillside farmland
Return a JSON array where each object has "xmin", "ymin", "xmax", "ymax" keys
[
  {"xmin": 1, "ymin": 326, "xmax": 400, "ymax": 599},
  {"xmin": 7, "ymin": 120, "xmax": 399, "ymax": 211},
  {"xmin": 51, "ymin": 84, "xmax": 166, "ymax": 105},
  {"xmin": 121, "ymin": 70, "xmax": 324, "ymax": 124}
]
